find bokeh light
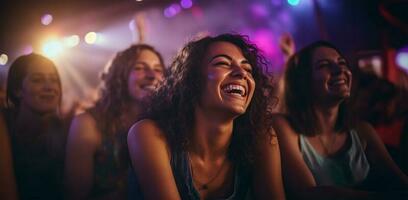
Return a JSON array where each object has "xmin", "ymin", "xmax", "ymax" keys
[
  {"xmin": 42, "ymin": 39, "xmax": 63, "ymax": 58},
  {"xmin": 0, "ymin": 54, "xmax": 8, "ymax": 66},
  {"xmin": 64, "ymin": 35, "xmax": 80, "ymax": 47},
  {"xmin": 84, "ymin": 32, "xmax": 98, "ymax": 44},
  {"xmin": 287, "ymin": 0, "xmax": 300, "ymax": 6},
  {"xmin": 396, "ymin": 51, "xmax": 408, "ymax": 71},
  {"xmin": 164, "ymin": 4, "xmax": 182, "ymax": 18},
  {"xmin": 41, "ymin": 14, "xmax": 53, "ymax": 26},
  {"xmin": 180, "ymin": 0, "xmax": 193, "ymax": 9}
]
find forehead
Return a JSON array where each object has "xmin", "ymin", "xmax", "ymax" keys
[
  {"xmin": 25, "ymin": 61, "xmax": 58, "ymax": 75},
  {"xmin": 312, "ymin": 46, "xmax": 341, "ymax": 62},
  {"xmin": 136, "ymin": 49, "xmax": 160, "ymax": 62},
  {"xmin": 204, "ymin": 41, "xmax": 245, "ymax": 61}
]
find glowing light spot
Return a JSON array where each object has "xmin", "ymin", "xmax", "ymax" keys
[
  {"xmin": 396, "ymin": 52, "xmax": 408, "ymax": 70},
  {"xmin": 164, "ymin": 4, "xmax": 181, "ymax": 18},
  {"xmin": 0, "ymin": 54, "xmax": 8, "ymax": 66},
  {"xmin": 42, "ymin": 39, "xmax": 63, "ymax": 58},
  {"xmin": 22, "ymin": 45, "xmax": 33, "ymax": 55},
  {"xmin": 129, "ymin": 19, "xmax": 136, "ymax": 31},
  {"xmin": 85, "ymin": 32, "xmax": 98, "ymax": 44},
  {"xmin": 250, "ymin": 3, "xmax": 269, "ymax": 18},
  {"xmin": 287, "ymin": 0, "xmax": 300, "ymax": 6},
  {"xmin": 41, "ymin": 14, "xmax": 53, "ymax": 25},
  {"xmin": 135, "ymin": 0, "xmax": 143, "ymax": 2},
  {"xmin": 180, "ymin": 0, "xmax": 193, "ymax": 9},
  {"xmin": 64, "ymin": 35, "xmax": 80, "ymax": 47}
]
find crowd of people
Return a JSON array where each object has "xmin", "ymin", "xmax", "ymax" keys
[{"xmin": 0, "ymin": 32, "xmax": 408, "ymax": 200}]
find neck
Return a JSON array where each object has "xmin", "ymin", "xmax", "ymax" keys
[
  {"xmin": 313, "ymin": 103, "xmax": 339, "ymax": 135},
  {"xmin": 190, "ymin": 106, "xmax": 234, "ymax": 161}
]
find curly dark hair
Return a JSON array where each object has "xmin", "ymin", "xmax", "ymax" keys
[
  {"xmin": 284, "ymin": 40, "xmax": 353, "ymax": 136},
  {"xmin": 143, "ymin": 33, "xmax": 276, "ymax": 165},
  {"xmin": 92, "ymin": 44, "xmax": 165, "ymax": 136}
]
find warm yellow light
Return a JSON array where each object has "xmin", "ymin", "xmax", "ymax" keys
[
  {"xmin": 0, "ymin": 54, "xmax": 8, "ymax": 65},
  {"xmin": 85, "ymin": 32, "xmax": 98, "ymax": 44},
  {"xmin": 42, "ymin": 39, "xmax": 63, "ymax": 58},
  {"xmin": 64, "ymin": 35, "xmax": 80, "ymax": 47}
]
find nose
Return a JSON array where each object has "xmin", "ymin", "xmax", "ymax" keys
[
  {"xmin": 43, "ymin": 78, "xmax": 59, "ymax": 91},
  {"xmin": 331, "ymin": 63, "xmax": 347, "ymax": 75},
  {"xmin": 230, "ymin": 64, "xmax": 248, "ymax": 79},
  {"xmin": 145, "ymin": 67, "xmax": 156, "ymax": 80}
]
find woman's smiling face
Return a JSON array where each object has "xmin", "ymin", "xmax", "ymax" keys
[{"xmin": 198, "ymin": 41, "xmax": 255, "ymax": 115}]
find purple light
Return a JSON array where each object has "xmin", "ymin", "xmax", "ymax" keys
[
  {"xmin": 396, "ymin": 47, "xmax": 408, "ymax": 71},
  {"xmin": 41, "ymin": 14, "xmax": 53, "ymax": 26},
  {"xmin": 180, "ymin": 0, "xmax": 193, "ymax": 9},
  {"xmin": 22, "ymin": 45, "xmax": 33, "ymax": 55},
  {"xmin": 164, "ymin": 4, "xmax": 181, "ymax": 18},
  {"xmin": 250, "ymin": 3, "xmax": 269, "ymax": 18},
  {"xmin": 252, "ymin": 29, "xmax": 276, "ymax": 58},
  {"xmin": 271, "ymin": 0, "xmax": 282, "ymax": 6}
]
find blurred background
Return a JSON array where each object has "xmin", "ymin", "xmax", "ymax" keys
[{"xmin": 0, "ymin": 0, "xmax": 407, "ymax": 110}]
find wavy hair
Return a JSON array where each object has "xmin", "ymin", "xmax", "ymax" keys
[
  {"xmin": 92, "ymin": 44, "xmax": 165, "ymax": 136},
  {"xmin": 144, "ymin": 34, "xmax": 276, "ymax": 165},
  {"xmin": 284, "ymin": 41, "xmax": 353, "ymax": 136}
]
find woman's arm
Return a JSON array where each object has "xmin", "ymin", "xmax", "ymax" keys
[
  {"xmin": 127, "ymin": 119, "xmax": 181, "ymax": 200},
  {"xmin": 0, "ymin": 113, "xmax": 18, "ymax": 200},
  {"xmin": 357, "ymin": 121, "xmax": 408, "ymax": 189},
  {"xmin": 64, "ymin": 113, "xmax": 100, "ymax": 200},
  {"xmin": 272, "ymin": 114, "xmax": 379, "ymax": 200},
  {"xmin": 252, "ymin": 128, "xmax": 285, "ymax": 200}
]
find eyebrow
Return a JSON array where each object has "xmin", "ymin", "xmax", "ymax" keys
[
  {"xmin": 209, "ymin": 54, "xmax": 249, "ymax": 64},
  {"xmin": 210, "ymin": 54, "xmax": 233, "ymax": 62},
  {"xmin": 315, "ymin": 57, "xmax": 346, "ymax": 64}
]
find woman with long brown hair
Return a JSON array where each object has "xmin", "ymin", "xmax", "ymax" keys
[{"xmin": 65, "ymin": 44, "xmax": 165, "ymax": 199}]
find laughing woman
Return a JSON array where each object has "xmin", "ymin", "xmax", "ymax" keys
[
  {"xmin": 127, "ymin": 34, "xmax": 285, "ymax": 199},
  {"xmin": 273, "ymin": 41, "xmax": 408, "ymax": 200},
  {"xmin": 65, "ymin": 44, "xmax": 165, "ymax": 199}
]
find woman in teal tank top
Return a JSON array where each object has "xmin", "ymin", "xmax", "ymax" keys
[
  {"xmin": 273, "ymin": 41, "xmax": 408, "ymax": 199},
  {"xmin": 128, "ymin": 34, "xmax": 285, "ymax": 199}
]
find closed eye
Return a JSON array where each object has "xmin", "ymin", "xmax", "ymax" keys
[{"xmin": 214, "ymin": 61, "xmax": 230, "ymax": 66}]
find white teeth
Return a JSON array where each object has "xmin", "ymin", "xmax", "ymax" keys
[
  {"xmin": 142, "ymin": 85, "xmax": 156, "ymax": 91},
  {"xmin": 223, "ymin": 84, "xmax": 246, "ymax": 97},
  {"xmin": 331, "ymin": 79, "xmax": 346, "ymax": 85}
]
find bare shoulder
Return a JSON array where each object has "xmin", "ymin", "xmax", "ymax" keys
[
  {"xmin": 67, "ymin": 112, "xmax": 101, "ymax": 148},
  {"xmin": 354, "ymin": 121, "xmax": 377, "ymax": 144},
  {"xmin": 129, "ymin": 119, "xmax": 166, "ymax": 140},
  {"xmin": 128, "ymin": 119, "xmax": 170, "ymax": 156},
  {"xmin": 271, "ymin": 113, "xmax": 298, "ymax": 138}
]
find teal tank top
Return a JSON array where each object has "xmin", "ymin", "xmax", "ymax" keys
[{"xmin": 299, "ymin": 130, "xmax": 370, "ymax": 187}]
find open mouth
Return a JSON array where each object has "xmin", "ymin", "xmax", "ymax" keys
[
  {"xmin": 328, "ymin": 78, "xmax": 348, "ymax": 87},
  {"xmin": 141, "ymin": 84, "xmax": 157, "ymax": 91},
  {"xmin": 222, "ymin": 84, "xmax": 246, "ymax": 97}
]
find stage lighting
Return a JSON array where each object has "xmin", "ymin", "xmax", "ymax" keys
[
  {"xmin": 42, "ymin": 39, "xmax": 63, "ymax": 58},
  {"xmin": 287, "ymin": 0, "xmax": 300, "ymax": 6},
  {"xmin": 41, "ymin": 14, "xmax": 53, "ymax": 26},
  {"xmin": 164, "ymin": 4, "xmax": 181, "ymax": 18},
  {"xmin": 180, "ymin": 0, "xmax": 193, "ymax": 9},
  {"xmin": 0, "ymin": 54, "xmax": 8, "ymax": 66},
  {"xmin": 85, "ymin": 32, "xmax": 98, "ymax": 44},
  {"xmin": 64, "ymin": 35, "xmax": 80, "ymax": 47},
  {"xmin": 396, "ymin": 52, "xmax": 408, "ymax": 71}
]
